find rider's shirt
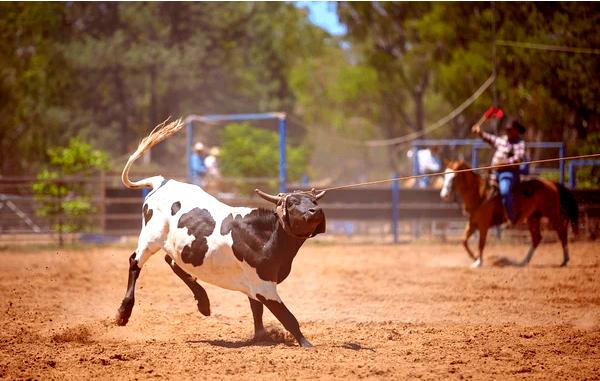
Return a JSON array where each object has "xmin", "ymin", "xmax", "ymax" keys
[{"xmin": 480, "ymin": 131, "xmax": 526, "ymax": 178}]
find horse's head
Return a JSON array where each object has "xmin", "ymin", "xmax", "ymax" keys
[{"xmin": 440, "ymin": 160, "xmax": 472, "ymax": 201}]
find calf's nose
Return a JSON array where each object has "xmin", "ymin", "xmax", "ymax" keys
[{"xmin": 305, "ymin": 207, "xmax": 323, "ymax": 221}]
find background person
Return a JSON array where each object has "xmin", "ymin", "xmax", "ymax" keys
[
  {"xmin": 408, "ymin": 146, "xmax": 442, "ymax": 188},
  {"xmin": 204, "ymin": 146, "xmax": 221, "ymax": 193},
  {"xmin": 190, "ymin": 142, "xmax": 207, "ymax": 186},
  {"xmin": 204, "ymin": 147, "xmax": 220, "ymax": 179}
]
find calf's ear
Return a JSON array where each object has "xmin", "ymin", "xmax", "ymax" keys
[{"xmin": 310, "ymin": 218, "xmax": 326, "ymax": 237}]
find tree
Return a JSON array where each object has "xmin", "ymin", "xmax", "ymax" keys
[
  {"xmin": 218, "ymin": 123, "xmax": 308, "ymax": 193},
  {"xmin": 32, "ymin": 137, "xmax": 110, "ymax": 246},
  {"xmin": 1, "ymin": 2, "xmax": 328, "ymax": 176},
  {"xmin": 0, "ymin": 3, "xmax": 70, "ymax": 175},
  {"xmin": 337, "ymin": 2, "xmax": 446, "ymax": 137}
]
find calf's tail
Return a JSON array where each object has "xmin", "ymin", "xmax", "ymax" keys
[
  {"xmin": 556, "ymin": 182, "xmax": 579, "ymax": 235},
  {"xmin": 121, "ymin": 118, "xmax": 185, "ymax": 190}
]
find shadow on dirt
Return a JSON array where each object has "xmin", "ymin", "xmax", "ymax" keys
[
  {"xmin": 187, "ymin": 326, "xmax": 295, "ymax": 348},
  {"xmin": 491, "ymin": 256, "xmax": 568, "ymax": 268},
  {"xmin": 337, "ymin": 342, "xmax": 376, "ymax": 352}
]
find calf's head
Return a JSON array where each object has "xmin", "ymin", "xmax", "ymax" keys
[{"xmin": 255, "ymin": 188, "xmax": 326, "ymax": 238}]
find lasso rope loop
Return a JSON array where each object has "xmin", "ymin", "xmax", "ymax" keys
[{"xmin": 315, "ymin": 153, "xmax": 600, "ymax": 193}]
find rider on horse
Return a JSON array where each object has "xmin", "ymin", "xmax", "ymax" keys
[{"xmin": 472, "ymin": 117, "xmax": 526, "ymax": 225}]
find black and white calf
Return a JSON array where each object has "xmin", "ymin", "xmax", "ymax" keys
[{"xmin": 115, "ymin": 120, "xmax": 326, "ymax": 348}]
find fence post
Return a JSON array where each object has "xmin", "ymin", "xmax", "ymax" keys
[
  {"xmin": 471, "ymin": 145, "xmax": 478, "ymax": 169},
  {"xmin": 187, "ymin": 120, "xmax": 194, "ymax": 183},
  {"xmin": 568, "ymin": 161, "xmax": 574, "ymax": 189},
  {"xmin": 100, "ymin": 170, "xmax": 106, "ymax": 233},
  {"xmin": 412, "ymin": 144, "xmax": 419, "ymax": 189},
  {"xmin": 559, "ymin": 144, "xmax": 565, "ymax": 185},
  {"xmin": 392, "ymin": 173, "xmax": 399, "ymax": 243},
  {"xmin": 278, "ymin": 116, "xmax": 287, "ymax": 193}
]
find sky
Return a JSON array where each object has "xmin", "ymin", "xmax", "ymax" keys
[{"xmin": 295, "ymin": 1, "xmax": 347, "ymax": 36}]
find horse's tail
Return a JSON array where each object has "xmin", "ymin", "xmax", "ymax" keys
[
  {"xmin": 556, "ymin": 182, "xmax": 579, "ymax": 235},
  {"xmin": 121, "ymin": 118, "xmax": 185, "ymax": 190}
]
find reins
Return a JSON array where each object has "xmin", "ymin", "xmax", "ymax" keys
[{"xmin": 312, "ymin": 153, "xmax": 600, "ymax": 193}]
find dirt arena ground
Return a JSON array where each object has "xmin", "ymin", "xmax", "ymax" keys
[{"xmin": 1, "ymin": 240, "xmax": 599, "ymax": 380}]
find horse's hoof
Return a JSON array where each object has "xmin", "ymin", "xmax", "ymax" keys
[
  {"xmin": 560, "ymin": 260, "xmax": 569, "ymax": 267},
  {"xmin": 470, "ymin": 259, "xmax": 482, "ymax": 268}
]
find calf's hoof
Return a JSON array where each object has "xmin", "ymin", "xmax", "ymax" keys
[
  {"xmin": 252, "ymin": 329, "xmax": 268, "ymax": 342},
  {"xmin": 197, "ymin": 299, "xmax": 210, "ymax": 317},
  {"xmin": 298, "ymin": 337, "xmax": 313, "ymax": 348},
  {"xmin": 115, "ymin": 308, "xmax": 130, "ymax": 326}
]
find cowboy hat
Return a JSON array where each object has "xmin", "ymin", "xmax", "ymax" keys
[{"xmin": 504, "ymin": 118, "xmax": 526, "ymax": 134}]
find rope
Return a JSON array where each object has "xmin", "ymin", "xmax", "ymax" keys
[
  {"xmin": 496, "ymin": 40, "xmax": 600, "ymax": 55},
  {"xmin": 362, "ymin": 73, "xmax": 496, "ymax": 147},
  {"xmin": 316, "ymin": 153, "xmax": 600, "ymax": 192}
]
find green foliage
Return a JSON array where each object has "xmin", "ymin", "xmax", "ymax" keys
[
  {"xmin": 1, "ymin": 2, "xmax": 599, "ymax": 187},
  {"xmin": 219, "ymin": 123, "xmax": 308, "ymax": 191},
  {"xmin": 573, "ymin": 132, "xmax": 600, "ymax": 189},
  {"xmin": 32, "ymin": 138, "xmax": 110, "ymax": 240},
  {"xmin": 1, "ymin": 3, "xmax": 329, "ymax": 175}
]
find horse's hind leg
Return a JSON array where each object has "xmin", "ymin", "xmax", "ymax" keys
[
  {"xmin": 554, "ymin": 218, "xmax": 570, "ymax": 267},
  {"xmin": 520, "ymin": 216, "xmax": 542, "ymax": 266}
]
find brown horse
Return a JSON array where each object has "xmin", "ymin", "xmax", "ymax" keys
[{"xmin": 440, "ymin": 160, "xmax": 579, "ymax": 268}]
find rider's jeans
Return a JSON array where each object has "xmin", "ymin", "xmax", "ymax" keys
[{"xmin": 498, "ymin": 171, "xmax": 517, "ymax": 223}]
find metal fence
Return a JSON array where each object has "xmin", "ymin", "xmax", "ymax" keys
[{"xmin": 1, "ymin": 173, "xmax": 599, "ymax": 244}]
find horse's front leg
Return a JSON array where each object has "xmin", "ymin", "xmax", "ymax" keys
[
  {"xmin": 471, "ymin": 226, "xmax": 489, "ymax": 268},
  {"xmin": 462, "ymin": 222, "xmax": 477, "ymax": 261}
]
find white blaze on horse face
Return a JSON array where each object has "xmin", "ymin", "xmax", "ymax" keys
[{"xmin": 440, "ymin": 168, "xmax": 455, "ymax": 200}]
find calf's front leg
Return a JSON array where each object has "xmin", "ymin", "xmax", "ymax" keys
[
  {"xmin": 256, "ymin": 294, "xmax": 312, "ymax": 348},
  {"xmin": 248, "ymin": 297, "xmax": 267, "ymax": 341}
]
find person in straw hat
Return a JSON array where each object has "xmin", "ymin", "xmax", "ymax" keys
[{"xmin": 190, "ymin": 142, "xmax": 207, "ymax": 186}]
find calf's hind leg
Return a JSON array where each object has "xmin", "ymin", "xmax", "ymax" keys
[
  {"xmin": 165, "ymin": 255, "xmax": 211, "ymax": 316},
  {"xmin": 116, "ymin": 217, "xmax": 164, "ymax": 326},
  {"xmin": 116, "ymin": 252, "xmax": 141, "ymax": 326},
  {"xmin": 256, "ymin": 293, "xmax": 312, "ymax": 348}
]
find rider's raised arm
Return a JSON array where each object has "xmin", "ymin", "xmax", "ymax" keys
[{"xmin": 480, "ymin": 131, "xmax": 499, "ymax": 147}]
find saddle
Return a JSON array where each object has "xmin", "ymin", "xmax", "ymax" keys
[{"xmin": 483, "ymin": 172, "xmax": 537, "ymax": 226}]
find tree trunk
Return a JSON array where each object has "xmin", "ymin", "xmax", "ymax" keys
[
  {"xmin": 113, "ymin": 68, "xmax": 129, "ymax": 155},
  {"xmin": 414, "ymin": 89, "xmax": 424, "ymax": 136}
]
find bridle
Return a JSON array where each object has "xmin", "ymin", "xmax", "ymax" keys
[
  {"xmin": 255, "ymin": 188, "xmax": 326, "ymax": 240},
  {"xmin": 276, "ymin": 193, "xmax": 314, "ymax": 239}
]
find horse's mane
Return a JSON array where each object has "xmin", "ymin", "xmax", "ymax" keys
[
  {"xmin": 448, "ymin": 160, "xmax": 476, "ymax": 173},
  {"xmin": 447, "ymin": 160, "xmax": 488, "ymax": 205}
]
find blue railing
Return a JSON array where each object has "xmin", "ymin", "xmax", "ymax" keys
[
  {"xmin": 568, "ymin": 160, "xmax": 600, "ymax": 189},
  {"xmin": 410, "ymin": 139, "xmax": 565, "ymax": 186},
  {"xmin": 185, "ymin": 113, "xmax": 287, "ymax": 193}
]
